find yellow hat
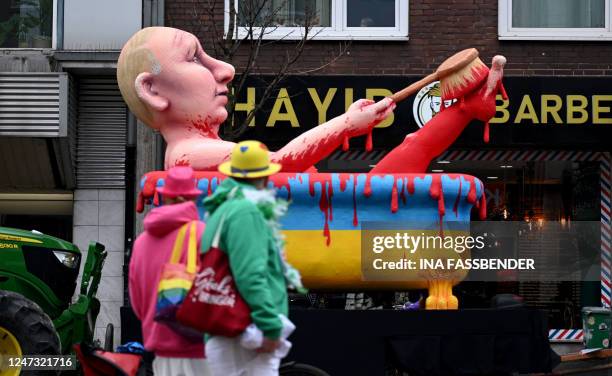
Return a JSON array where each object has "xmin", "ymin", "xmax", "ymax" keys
[{"xmin": 218, "ymin": 140, "xmax": 282, "ymax": 178}]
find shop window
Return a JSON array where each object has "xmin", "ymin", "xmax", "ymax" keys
[
  {"xmin": 0, "ymin": 0, "xmax": 54, "ymax": 48},
  {"xmin": 430, "ymin": 156, "xmax": 604, "ymax": 329},
  {"xmin": 228, "ymin": 0, "xmax": 408, "ymax": 40},
  {"xmin": 499, "ymin": 0, "xmax": 612, "ymax": 40}
]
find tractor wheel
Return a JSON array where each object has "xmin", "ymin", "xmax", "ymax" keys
[{"xmin": 0, "ymin": 290, "xmax": 60, "ymax": 375}]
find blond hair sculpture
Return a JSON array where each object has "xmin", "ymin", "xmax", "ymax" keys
[{"xmin": 116, "ymin": 27, "xmax": 161, "ymax": 128}]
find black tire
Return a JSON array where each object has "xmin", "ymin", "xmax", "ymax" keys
[
  {"xmin": 280, "ymin": 362, "xmax": 331, "ymax": 376},
  {"xmin": 0, "ymin": 290, "xmax": 61, "ymax": 375}
]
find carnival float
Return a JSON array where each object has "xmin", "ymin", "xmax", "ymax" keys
[{"xmin": 121, "ymin": 26, "xmax": 507, "ymax": 310}]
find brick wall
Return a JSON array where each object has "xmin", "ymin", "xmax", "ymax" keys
[{"xmin": 165, "ymin": 0, "xmax": 612, "ymax": 77}]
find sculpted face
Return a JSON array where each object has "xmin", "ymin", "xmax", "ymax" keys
[{"xmin": 136, "ymin": 28, "xmax": 235, "ymax": 131}]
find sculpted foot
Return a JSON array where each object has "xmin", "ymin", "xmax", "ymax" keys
[{"xmin": 426, "ymin": 280, "xmax": 459, "ymax": 309}]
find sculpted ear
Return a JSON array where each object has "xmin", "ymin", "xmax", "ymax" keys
[{"xmin": 134, "ymin": 72, "xmax": 169, "ymax": 112}]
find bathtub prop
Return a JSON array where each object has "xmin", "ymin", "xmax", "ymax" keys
[{"xmin": 137, "ymin": 171, "xmax": 486, "ymax": 309}]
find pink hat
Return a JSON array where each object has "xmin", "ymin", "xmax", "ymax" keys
[{"xmin": 156, "ymin": 166, "xmax": 202, "ymax": 198}]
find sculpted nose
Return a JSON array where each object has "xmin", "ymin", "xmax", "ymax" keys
[{"xmin": 214, "ymin": 60, "xmax": 235, "ymax": 85}]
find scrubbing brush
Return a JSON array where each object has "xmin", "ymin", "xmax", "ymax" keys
[
  {"xmin": 345, "ymin": 49, "xmax": 490, "ymax": 153},
  {"xmin": 389, "ymin": 48, "xmax": 489, "ymax": 104}
]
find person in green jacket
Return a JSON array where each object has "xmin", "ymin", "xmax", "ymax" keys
[{"xmin": 201, "ymin": 140, "xmax": 304, "ymax": 376}]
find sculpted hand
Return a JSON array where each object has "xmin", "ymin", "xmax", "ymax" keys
[{"xmin": 344, "ymin": 97, "xmax": 396, "ymax": 138}]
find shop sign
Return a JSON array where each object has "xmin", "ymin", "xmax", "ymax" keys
[{"xmin": 235, "ymin": 76, "xmax": 612, "ymax": 148}]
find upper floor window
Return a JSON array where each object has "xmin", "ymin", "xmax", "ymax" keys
[
  {"xmin": 0, "ymin": 0, "xmax": 54, "ymax": 48},
  {"xmin": 227, "ymin": 0, "xmax": 408, "ymax": 41},
  {"xmin": 499, "ymin": 0, "xmax": 612, "ymax": 40}
]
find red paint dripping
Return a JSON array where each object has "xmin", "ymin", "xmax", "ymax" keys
[
  {"xmin": 342, "ymin": 135, "xmax": 349, "ymax": 151},
  {"xmin": 429, "ymin": 175, "xmax": 445, "ymax": 217},
  {"xmin": 453, "ymin": 178, "xmax": 463, "ymax": 217},
  {"xmin": 270, "ymin": 177, "xmax": 293, "ymax": 202},
  {"xmin": 479, "ymin": 182, "xmax": 487, "ymax": 220},
  {"xmin": 352, "ymin": 177, "xmax": 359, "ymax": 226},
  {"xmin": 391, "ymin": 181, "xmax": 398, "ymax": 213},
  {"xmin": 319, "ymin": 181, "xmax": 331, "ymax": 246},
  {"xmin": 407, "ymin": 176, "xmax": 415, "ymax": 195},
  {"xmin": 364, "ymin": 175, "xmax": 373, "ymax": 198},
  {"xmin": 365, "ymin": 131, "xmax": 373, "ymax": 152},
  {"xmin": 207, "ymin": 179, "xmax": 213, "ymax": 196},
  {"xmin": 484, "ymin": 122, "xmax": 490, "ymax": 143},
  {"xmin": 307, "ymin": 175, "xmax": 336, "ymax": 245},
  {"xmin": 400, "ymin": 178, "xmax": 407, "ymax": 205},
  {"xmin": 465, "ymin": 176, "xmax": 478, "ymax": 204},
  {"xmin": 298, "ymin": 175, "xmax": 303, "ymax": 184},
  {"xmin": 429, "ymin": 174, "xmax": 445, "ymax": 235},
  {"xmin": 339, "ymin": 173, "xmax": 348, "ymax": 193},
  {"xmin": 174, "ymin": 158, "xmax": 190, "ymax": 166},
  {"xmin": 136, "ymin": 191, "xmax": 145, "ymax": 213},
  {"xmin": 135, "ymin": 171, "xmax": 168, "ymax": 212},
  {"xmin": 190, "ymin": 116, "xmax": 220, "ymax": 139},
  {"xmin": 328, "ymin": 181, "xmax": 334, "ymax": 222},
  {"xmin": 153, "ymin": 191, "xmax": 160, "ymax": 206},
  {"xmin": 309, "ymin": 179, "xmax": 316, "ymax": 197},
  {"xmin": 141, "ymin": 172, "xmax": 165, "ymax": 200}
]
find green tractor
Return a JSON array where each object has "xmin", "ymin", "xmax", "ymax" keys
[{"xmin": 0, "ymin": 226, "xmax": 106, "ymax": 374}]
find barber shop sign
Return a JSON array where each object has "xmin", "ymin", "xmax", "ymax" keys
[{"xmin": 235, "ymin": 75, "xmax": 612, "ymax": 148}]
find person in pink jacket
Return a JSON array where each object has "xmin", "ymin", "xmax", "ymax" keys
[{"xmin": 129, "ymin": 166, "xmax": 209, "ymax": 376}]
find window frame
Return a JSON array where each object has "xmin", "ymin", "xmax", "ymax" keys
[
  {"xmin": 225, "ymin": 0, "xmax": 409, "ymax": 41},
  {"xmin": 0, "ymin": 0, "xmax": 57, "ymax": 50},
  {"xmin": 498, "ymin": 0, "xmax": 612, "ymax": 41},
  {"xmin": 52, "ymin": 0, "xmax": 57, "ymax": 49}
]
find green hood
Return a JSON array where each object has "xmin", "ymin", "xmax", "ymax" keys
[
  {"xmin": 203, "ymin": 178, "xmax": 287, "ymax": 222},
  {"xmin": 202, "ymin": 178, "xmax": 244, "ymax": 215}
]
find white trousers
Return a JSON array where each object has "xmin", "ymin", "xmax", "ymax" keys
[
  {"xmin": 206, "ymin": 336, "xmax": 281, "ymax": 376},
  {"xmin": 152, "ymin": 356, "xmax": 211, "ymax": 376}
]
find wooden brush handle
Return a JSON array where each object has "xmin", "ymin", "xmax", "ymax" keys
[{"xmin": 389, "ymin": 72, "xmax": 439, "ymax": 103}]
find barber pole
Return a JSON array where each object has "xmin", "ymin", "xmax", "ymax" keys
[
  {"xmin": 601, "ymin": 154, "xmax": 611, "ymax": 307},
  {"xmin": 549, "ymin": 329, "xmax": 584, "ymax": 343}
]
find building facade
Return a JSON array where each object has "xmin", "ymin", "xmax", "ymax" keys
[
  {"xmin": 0, "ymin": 0, "xmax": 167, "ymax": 347},
  {"xmin": 2, "ymin": 0, "xmax": 611, "ymax": 349}
]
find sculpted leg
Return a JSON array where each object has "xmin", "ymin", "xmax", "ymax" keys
[{"xmin": 371, "ymin": 56, "xmax": 506, "ymax": 174}]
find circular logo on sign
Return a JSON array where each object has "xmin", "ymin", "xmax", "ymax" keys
[{"xmin": 412, "ymin": 81, "xmax": 457, "ymax": 128}]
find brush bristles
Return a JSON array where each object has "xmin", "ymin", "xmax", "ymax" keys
[{"xmin": 440, "ymin": 57, "xmax": 489, "ymax": 100}]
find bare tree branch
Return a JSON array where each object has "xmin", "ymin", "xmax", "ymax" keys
[
  {"xmin": 291, "ymin": 41, "xmax": 351, "ymax": 75},
  {"xmin": 198, "ymin": 0, "xmax": 350, "ymax": 140}
]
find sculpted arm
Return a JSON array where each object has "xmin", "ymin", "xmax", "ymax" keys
[{"xmin": 270, "ymin": 98, "xmax": 395, "ymax": 172}]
